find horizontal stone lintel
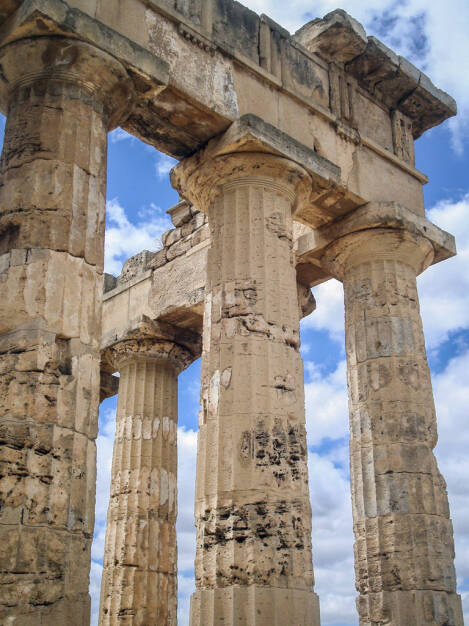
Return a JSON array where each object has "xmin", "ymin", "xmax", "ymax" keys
[
  {"xmin": 173, "ymin": 114, "xmax": 365, "ymax": 226},
  {"xmin": 0, "ymin": 0, "xmax": 455, "ymax": 151},
  {"xmin": 0, "ymin": 0, "xmax": 169, "ymax": 114},
  {"xmin": 207, "ymin": 114, "xmax": 341, "ymax": 184},
  {"xmin": 294, "ymin": 9, "xmax": 456, "ymax": 138}
]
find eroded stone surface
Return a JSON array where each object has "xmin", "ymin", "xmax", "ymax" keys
[
  {"xmin": 173, "ymin": 149, "xmax": 321, "ymax": 625},
  {"xmin": 0, "ymin": 36, "xmax": 131, "ymax": 625},
  {"xmin": 99, "ymin": 336, "xmax": 193, "ymax": 626},
  {"xmin": 320, "ymin": 227, "xmax": 463, "ymax": 625}
]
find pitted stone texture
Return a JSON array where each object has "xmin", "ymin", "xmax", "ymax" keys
[
  {"xmin": 0, "ymin": 36, "xmax": 131, "ymax": 624},
  {"xmin": 99, "ymin": 340, "xmax": 192, "ymax": 626},
  {"xmin": 0, "ymin": 337, "xmax": 99, "ymax": 624},
  {"xmin": 0, "ymin": 37, "xmax": 132, "ymax": 270},
  {"xmin": 173, "ymin": 152, "xmax": 320, "ymax": 625},
  {"xmin": 190, "ymin": 585, "xmax": 320, "ymax": 626},
  {"xmin": 0, "ymin": 250, "xmax": 103, "ymax": 344},
  {"xmin": 322, "ymin": 228, "xmax": 463, "ymax": 625}
]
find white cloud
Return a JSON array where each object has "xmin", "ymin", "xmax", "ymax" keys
[
  {"xmin": 304, "ymin": 279, "xmax": 345, "ymax": 344},
  {"xmin": 156, "ymin": 153, "xmax": 178, "ymax": 179},
  {"xmin": 243, "ymin": 0, "xmax": 469, "ymax": 151},
  {"xmin": 419, "ymin": 193, "xmax": 469, "ymax": 347},
  {"xmin": 305, "ymin": 360, "xmax": 348, "ymax": 447},
  {"xmin": 177, "ymin": 428, "xmax": 198, "ymax": 573},
  {"xmin": 432, "ymin": 350, "xmax": 469, "ymax": 594},
  {"xmin": 105, "ymin": 198, "xmax": 171, "ymax": 275},
  {"xmin": 109, "ymin": 127, "xmax": 136, "ymax": 144},
  {"xmin": 309, "ymin": 452, "xmax": 356, "ymax": 624}
]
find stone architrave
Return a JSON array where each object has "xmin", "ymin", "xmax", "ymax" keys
[
  {"xmin": 306, "ymin": 204, "xmax": 464, "ymax": 625},
  {"xmin": 171, "ymin": 120, "xmax": 334, "ymax": 625},
  {"xmin": 99, "ymin": 331, "xmax": 195, "ymax": 625},
  {"xmin": 0, "ymin": 37, "xmax": 132, "ymax": 624}
]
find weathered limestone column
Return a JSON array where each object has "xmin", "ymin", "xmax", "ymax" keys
[
  {"xmin": 172, "ymin": 148, "xmax": 321, "ymax": 625},
  {"xmin": 0, "ymin": 37, "xmax": 132, "ymax": 624},
  {"xmin": 99, "ymin": 334, "xmax": 194, "ymax": 626},
  {"xmin": 320, "ymin": 218, "xmax": 464, "ymax": 625}
]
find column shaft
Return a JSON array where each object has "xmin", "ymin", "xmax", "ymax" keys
[
  {"xmin": 0, "ymin": 38, "xmax": 130, "ymax": 624},
  {"xmin": 100, "ymin": 357, "xmax": 178, "ymax": 625},
  {"xmin": 326, "ymin": 229, "xmax": 463, "ymax": 625},
  {"xmin": 191, "ymin": 174, "xmax": 320, "ymax": 624}
]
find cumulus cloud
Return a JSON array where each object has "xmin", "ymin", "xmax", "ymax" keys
[
  {"xmin": 109, "ymin": 127, "xmax": 136, "ymax": 144},
  {"xmin": 304, "ymin": 280, "xmax": 345, "ymax": 344},
  {"xmin": 105, "ymin": 198, "xmax": 171, "ymax": 275},
  {"xmin": 419, "ymin": 193, "xmax": 469, "ymax": 347},
  {"xmin": 305, "ymin": 360, "xmax": 348, "ymax": 447},
  {"xmin": 243, "ymin": 0, "xmax": 469, "ymax": 151},
  {"xmin": 156, "ymin": 153, "xmax": 178, "ymax": 179},
  {"xmin": 309, "ymin": 452, "xmax": 355, "ymax": 624}
]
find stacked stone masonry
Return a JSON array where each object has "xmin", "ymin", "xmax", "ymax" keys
[
  {"xmin": 0, "ymin": 1, "xmax": 463, "ymax": 626},
  {"xmin": 100, "ymin": 337, "xmax": 195, "ymax": 626},
  {"xmin": 171, "ymin": 149, "xmax": 321, "ymax": 625},
  {"xmin": 321, "ymin": 229, "xmax": 463, "ymax": 625},
  {"xmin": 0, "ymin": 34, "xmax": 134, "ymax": 625}
]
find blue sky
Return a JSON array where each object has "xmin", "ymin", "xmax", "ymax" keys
[{"xmin": 1, "ymin": 1, "xmax": 467, "ymax": 625}]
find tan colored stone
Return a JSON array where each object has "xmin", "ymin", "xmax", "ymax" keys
[
  {"xmin": 172, "ymin": 145, "xmax": 321, "ymax": 625},
  {"xmin": 318, "ymin": 225, "xmax": 463, "ymax": 625},
  {"xmin": 99, "ymin": 334, "xmax": 195, "ymax": 626},
  {"xmin": 0, "ymin": 35, "xmax": 132, "ymax": 625}
]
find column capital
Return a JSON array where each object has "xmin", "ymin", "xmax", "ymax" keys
[
  {"xmin": 0, "ymin": 36, "xmax": 133, "ymax": 129},
  {"xmin": 172, "ymin": 148, "xmax": 312, "ymax": 216},
  {"xmin": 297, "ymin": 201, "xmax": 456, "ymax": 281},
  {"xmin": 171, "ymin": 114, "xmax": 364, "ymax": 226},
  {"xmin": 323, "ymin": 227, "xmax": 435, "ymax": 279},
  {"xmin": 101, "ymin": 317, "xmax": 200, "ymax": 374},
  {"xmin": 103, "ymin": 335, "xmax": 193, "ymax": 374}
]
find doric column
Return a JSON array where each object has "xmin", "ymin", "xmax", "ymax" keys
[
  {"xmin": 0, "ymin": 37, "xmax": 132, "ymax": 624},
  {"xmin": 99, "ymin": 333, "xmax": 194, "ymax": 625},
  {"xmin": 320, "ymin": 218, "xmax": 464, "ymax": 624},
  {"xmin": 172, "ymin": 147, "xmax": 321, "ymax": 625}
]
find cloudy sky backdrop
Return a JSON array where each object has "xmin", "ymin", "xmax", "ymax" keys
[{"xmin": 9, "ymin": 0, "xmax": 464, "ymax": 624}]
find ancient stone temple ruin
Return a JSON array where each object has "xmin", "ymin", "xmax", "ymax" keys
[{"xmin": 0, "ymin": 0, "xmax": 464, "ymax": 624}]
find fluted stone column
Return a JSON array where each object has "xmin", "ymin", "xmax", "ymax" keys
[
  {"xmin": 321, "ymin": 225, "xmax": 464, "ymax": 625},
  {"xmin": 100, "ymin": 336, "xmax": 193, "ymax": 625},
  {"xmin": 0, "ymin": 37, "xmax": 132, "ymax": 624},
  {"xmin": 172, "ymin": 150, "xmax": 321, "ymax": 626}
]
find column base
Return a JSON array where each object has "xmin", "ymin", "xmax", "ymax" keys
[
  {"xmin": 357, "ymin": 590, "xmax": 464, "ymax": 625},
  {"xmin": 190, "ymin": 585, "xmax": 320, "ymax": 626}
]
